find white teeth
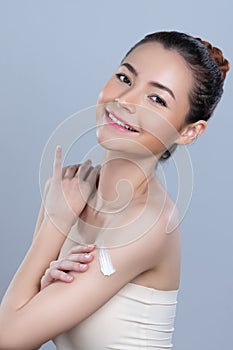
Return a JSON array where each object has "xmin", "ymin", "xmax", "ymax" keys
[{"xmin": 108, "ymin": 112, "xmax": 137, "ymax": 132}]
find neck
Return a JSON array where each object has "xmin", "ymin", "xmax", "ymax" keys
[{"xmin": 92, "ymin": 150, "xmax": 158, "ymax": 212}]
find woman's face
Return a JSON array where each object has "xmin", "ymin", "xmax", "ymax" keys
[{"xmin": 96, "ymin": 42, "xmax": 194, "ymax": 158}]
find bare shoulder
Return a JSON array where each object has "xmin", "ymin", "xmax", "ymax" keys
[
  {"xmin": 98, "ymin": 177, "xmax": 180, "ymax": 257},
  {"xmin": 129, "ymin": 179, "xmax": 181, "ymax": 290},
  {"xmin": 129, "ymin": 177, "xmax": 180, "ymax": 236}
]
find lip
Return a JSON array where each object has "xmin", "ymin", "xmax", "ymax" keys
[{"xmin": 105, "ymin": 108, "xmax": 140, "ymax": 133}]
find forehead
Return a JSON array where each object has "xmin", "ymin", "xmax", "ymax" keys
[{"xmin": 123, "ymin": 42, "xmax": 193, "ymax": 97}]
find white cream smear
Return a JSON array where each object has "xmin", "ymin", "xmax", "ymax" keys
[{"xmin": 99, "ymin": 248, "xmax": 116, "ymax": 276}]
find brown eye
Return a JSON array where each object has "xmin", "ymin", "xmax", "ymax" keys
[
  {"xmin": 149, "ymin": 95, "xmax": 167, "ymax": 107},
  {"xmin": 116, "ymin": 73, "xmax": 132, "ymax": 86}
]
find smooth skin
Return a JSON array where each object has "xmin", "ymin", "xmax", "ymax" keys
[{"xmin": 0, "ymin": 43, "xmax": 207, "ymax": 350}]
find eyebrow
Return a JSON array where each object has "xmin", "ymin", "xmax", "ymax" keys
[
  {"xmin": 121, "ymin": 62, "xmax": 176, "ymax": 100},
  {"xmin": 121, "ymin": 62, "xmax": 138, "ymax": 76}
]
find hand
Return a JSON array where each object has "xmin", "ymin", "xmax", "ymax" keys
[
  {"xmin": 44, "ymin": 146, "xmax": 100, "ymax": 234},
  {"xmin": 40, "ymin": 244, "xmax": 95, "ymax": 290}
]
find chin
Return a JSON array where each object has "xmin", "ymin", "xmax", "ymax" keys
[
  {"xmin": 96, "ymin": 128, "xmax": 129, "ymax": 151},
  {"xmin": 96, "ymin": 129, "xmax": 153, "ymax": 159}
]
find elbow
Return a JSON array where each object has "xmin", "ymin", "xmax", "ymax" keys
[
  {"xmin": 0, "ymin": 340, "xmax": 34, "ymax": 350},
  {"xmin": 0, "ymin": 319, "xmax": 17, "ymax": 350},
  {"xmin": 0, "ymin": 330, "xmax": 41, "ymax": 350},
  {"xmin": 0, "ymin": 329, "xmax": 29, "ymax": 350},
  {"xmin": 0, "ymin": 336, "xmax": 11, "ymax": 350},
  {"xmin": 0, "ymin": 330, "xmax": 16, "ymax": 350},
  {"xmin": 0, "ymin": 316, "xmax": 43, "ymax": 350}
]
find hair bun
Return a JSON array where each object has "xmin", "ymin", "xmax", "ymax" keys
[{"xmin": 195, "ymin": 37, "xmax": 230, "ymax": 81}]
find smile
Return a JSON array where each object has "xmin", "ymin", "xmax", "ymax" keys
[{"xmin": 105, "ymin": 109, "xmax": 139, "ymax": 133}]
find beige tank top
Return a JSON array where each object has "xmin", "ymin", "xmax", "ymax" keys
[{"xmin": 53, "ymin": 282, "xmax": 178, "ymax": 349}]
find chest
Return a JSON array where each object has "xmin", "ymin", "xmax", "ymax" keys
[{"xmin": 71, "ymin": 199, "xmax": 154, "ymax": 248}]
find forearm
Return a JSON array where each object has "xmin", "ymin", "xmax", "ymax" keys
[{"xmin": 1, "ymin": 217, "xmax": 68, "ymax": 311}]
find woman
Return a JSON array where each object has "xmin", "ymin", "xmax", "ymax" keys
[{"xmin": 0, "ymin": 31, "xmax": 229, "ymax": 350}]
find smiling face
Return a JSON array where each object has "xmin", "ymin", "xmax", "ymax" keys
[{"xmin": 96, "ymin": 42, "xmax": 194, "ymax": 158}]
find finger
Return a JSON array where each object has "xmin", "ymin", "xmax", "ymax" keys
[
  {"xmin": 68, "ymin": 244, "xmax": 95, "ymax": 255},
  {"xmin": 53, "ymin": 146, "xmax": 62, "ymax": 181},
  {"xmin": 76, "ymin": 160, "xmax": 92, "ymax": 180},
  {"xmin": 50, "ymin": 250, "xmax": 94, "ymax": 272},
  {"xmin": 48, "ymin": 269, "xmax": 74, "ymax": 282},
  {"xmin": 62, "ymin": 165, "xmax": 71, "ymax": 177},
  {"xmin": 49, "ymin": 260, "xmax": 58, "ymax": 269},
  {"xmin": 40, "ymin": 275, "xmax": 52, "ymax": 289},
  {"xmin": 65, "ymin": 253, "xmax": 94, "ymax": 264},
  {"xmin": 63, "ymin": 165, "xmax": 80, "ymax": 179},
  {"xmin": 86, "ymin": 165, "xmax": 101, "ymax": 187},
  {"xmin": 41, "ymin": 268, "xmax": 54, "ymax": 288},
  {"xmin": 58, "ymin": 259, "xmax": 92, "ymax": 271}
]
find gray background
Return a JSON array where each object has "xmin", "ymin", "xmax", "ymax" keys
[{"xmin": 0, "ymin": 1, "xmax": 232, "ymax": 349}]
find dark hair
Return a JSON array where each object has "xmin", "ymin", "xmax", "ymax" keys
[{"xmin": 123, "ymin": 31, "xmax": 230, "ymax": 160}]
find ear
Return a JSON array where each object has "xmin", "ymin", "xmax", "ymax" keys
[{"xmin": 175, "ymin": 120, "xmax": 207, "ymax": 145}]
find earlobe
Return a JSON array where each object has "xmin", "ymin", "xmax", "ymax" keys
[{"xmin": 176, "ymin": 121, "xmax": 207, "ymax": 145}]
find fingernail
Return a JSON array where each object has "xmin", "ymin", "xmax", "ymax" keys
[
  {"xmin": 84, "ymin": 254, "xmax": 91, "ymax": 259},
  {"xmin": 66, "ymin": 275, "xmax": 73, "ymax": 281},
  {"xmin": 80, "ymin": 264, "xmax": 88, "ymax": 269}
]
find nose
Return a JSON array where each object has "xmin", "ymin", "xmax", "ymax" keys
[{"xmin": 114, "ymin": 89, "xmax": 140, "ymax": 114}]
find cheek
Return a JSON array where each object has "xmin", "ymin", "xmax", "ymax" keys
[{"xmin": 139, "ymin": 110, "xmax": 182, "ymax": 153}]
